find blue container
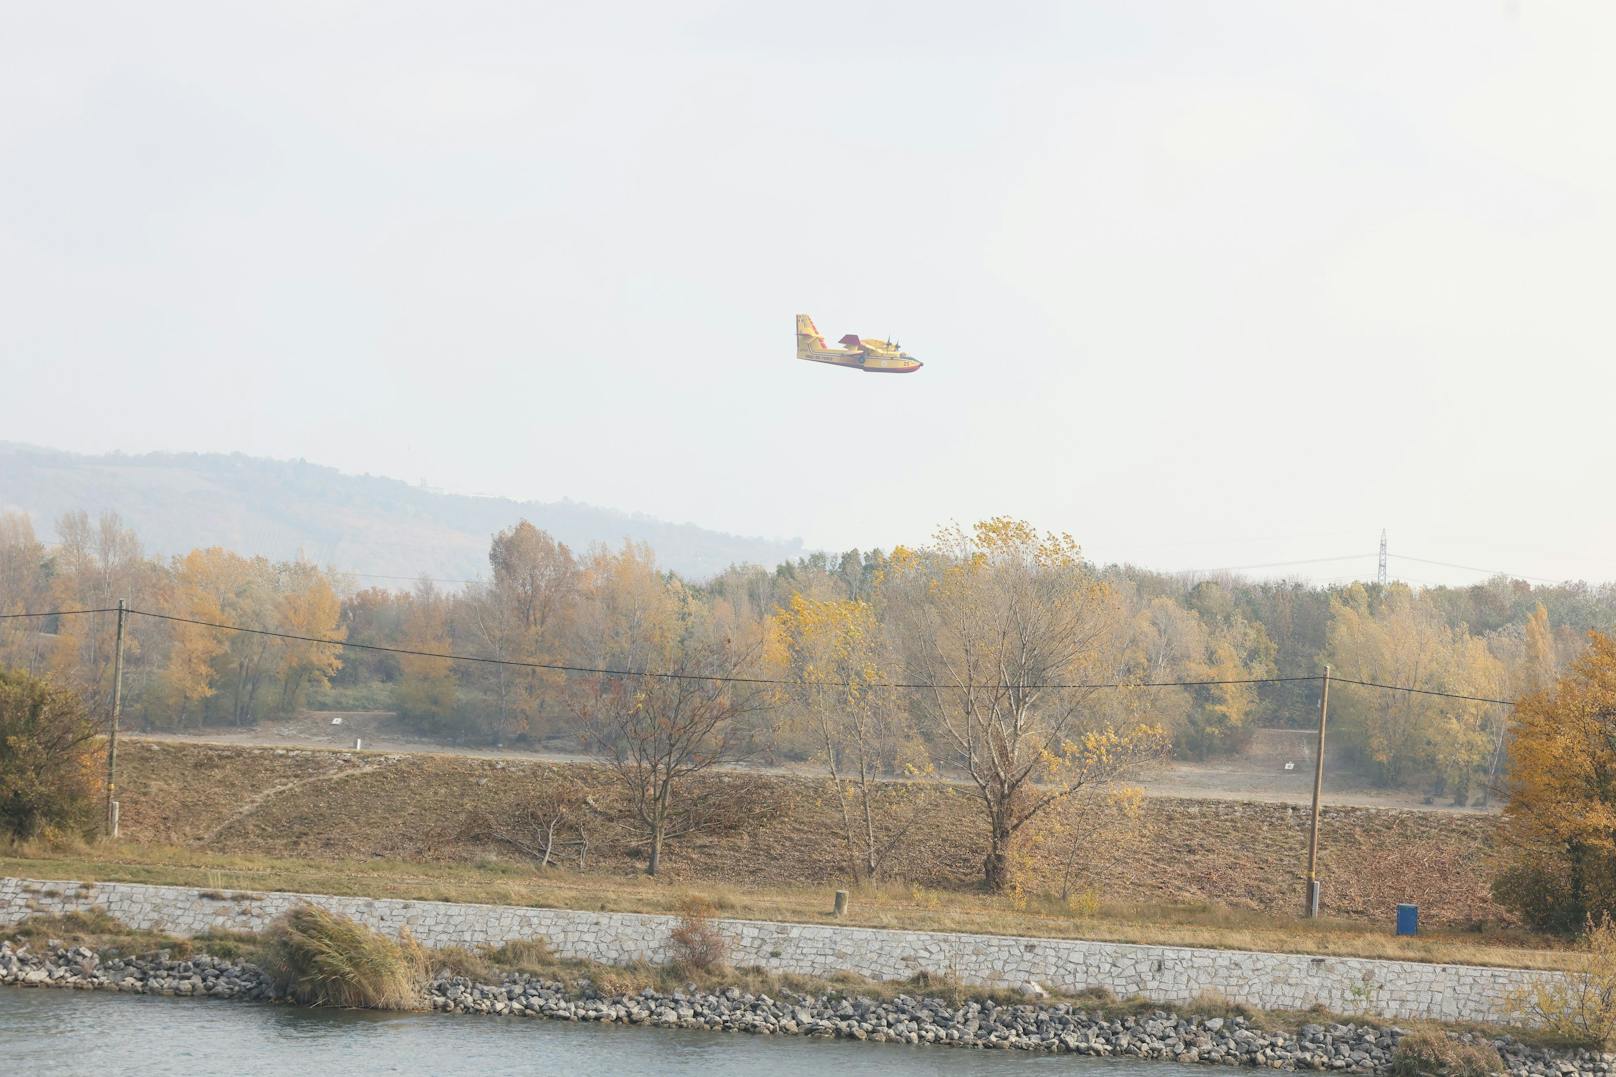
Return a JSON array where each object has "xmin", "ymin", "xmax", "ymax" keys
[{"xmin": 1396, "ymin": 903, "xmax": 1418, "ymax": 936}]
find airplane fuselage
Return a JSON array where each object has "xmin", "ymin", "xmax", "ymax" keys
[
  {"xmin": 795, "ymin": 314, "xmax": 923, "ymax": 373},
  {"xmin": 799, "ymin": 350, "xmax": 924, "ymax": 373}
]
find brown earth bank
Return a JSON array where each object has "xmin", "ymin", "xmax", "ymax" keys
[
  {"xmin": 139, "ymin": 719, "xmax": 1493, "ymax": 814},
  {"xmin": 111, "ymin": 741, "xmax": 1506, "ymax": 929}
]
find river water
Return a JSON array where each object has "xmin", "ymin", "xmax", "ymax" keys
[{"xmin": 2, "ymin": 989, "xmax": 1191, "ymax": 1076}]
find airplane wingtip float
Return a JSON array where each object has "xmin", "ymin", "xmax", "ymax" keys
[{"xmin": 796, "ymin": 314, "xmax": 923, "ymax": 374}]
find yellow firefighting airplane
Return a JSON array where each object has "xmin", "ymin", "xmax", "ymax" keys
[{"xmin": 796, "ymin": 314, "xmax": 923, "ymax": 373}]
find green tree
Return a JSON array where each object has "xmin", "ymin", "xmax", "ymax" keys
[{"xmin": 0, "ymin": 667, "xmax": 103, "ymax": 840}]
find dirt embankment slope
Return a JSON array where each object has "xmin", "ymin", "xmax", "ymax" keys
[
  {"xmin": 114, "ymin": 741, "xmax": 1505, "ymax": 928},
  {"xmin": 134, "ymin": 721, "xmax": 1489, "ymax": 813}
]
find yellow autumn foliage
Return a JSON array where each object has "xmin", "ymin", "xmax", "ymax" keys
[{"xmin": 1494, "ymin": 632, "xmax": 1616, "ymax": 932}]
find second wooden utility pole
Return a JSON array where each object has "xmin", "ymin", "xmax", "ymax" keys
[
  {"xmin": 1304, "ymin": 664, "xmax": 1331, "ymax": 917},
  {"xmin": 105, "ymin": 599, "xmax": 126, "ymax": 839}
]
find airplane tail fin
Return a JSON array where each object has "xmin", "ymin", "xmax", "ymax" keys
[{"xmin": 796, "ymin": 313, "xmax": 825, "ymax": 358}]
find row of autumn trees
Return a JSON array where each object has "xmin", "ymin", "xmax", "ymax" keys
[
  {"xmin": 6, "ymin": 509, "xmax": 1616, "ymax": 899},
  {"xmin": 0, "ymin": 514, "xmax": 1178, "ymax": 892},
  {"xmin": 0, "ymin": 512, "xmax": 345, "ymax": 728},
  {"xmin": 4, "ymin": 511, "xmax": 1607, "ymax": 801}
]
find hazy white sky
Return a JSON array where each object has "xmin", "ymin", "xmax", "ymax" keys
[{"xmin": 3, "ymin": 2, "xmax": 1613, "ymax": 586}]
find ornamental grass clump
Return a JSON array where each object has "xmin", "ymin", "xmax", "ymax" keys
[{"xmin": 263, "ymin": 905, "xmax": 428, "ymax": 1010}]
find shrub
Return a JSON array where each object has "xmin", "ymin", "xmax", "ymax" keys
[
  {"xmin": 1516, "ymin": 915, "xmax": 1616, "ymax": 1048},
  {"xmin": 666, "ymin": 899, "xmax": 727, "ymax": 975},
  {"xmin": 1389, "ymin": 1028, "xmax": 1504, "ymax": 1077},
  {"xmin": 1492, "ymin": 861, "xmax": 1594, "ymax": 936},
  {"xmin": 0, "ymin": 668, "xmax": 103, "ymax": 841},
  {"xmin": 263, "ymin": 905, "xmax": 428, "ymax": 1010}
]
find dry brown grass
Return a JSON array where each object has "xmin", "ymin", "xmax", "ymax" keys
[
  {"xmin": 4, "ymin": 908, "xmax": 261, "ymax": 961},
  {"xmin": 109, "ymin": 740, "xmax": 1506, "ymax": 926},
  {"xmin": 0, "ymin": 841, "xmax": 1576, "ymax": 971},
  {"xmin": 1390, "ymin": 1027, "xmax": 1505, "ymax": 1076},
  {"xmin": 441, "ymin": 938, "xmax": 1036, "ymax": 1008},
  {"xmin": 432, "ymin": 937, "xmax": 558, "ymax": 982},
  {"xmin": 0, "ymin": 740, "xmax": 1564, "ymax": 975}
]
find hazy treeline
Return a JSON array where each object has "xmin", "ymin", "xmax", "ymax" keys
[
  {"xmin": 2, "ymin": 509, "xmax": 1611, "ymax": 799},
  {"xmin": 0, "ymin": 511, "xmax": 344, "ymax": 728}
]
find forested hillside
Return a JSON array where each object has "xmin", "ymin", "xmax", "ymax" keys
[
  {"xmin": 4, "ymin": 508, "xmax": 1614, "ymax": 803},
  {"xmin": 0, "ymin": 443, "xmax": 805, "ymax": 580}
]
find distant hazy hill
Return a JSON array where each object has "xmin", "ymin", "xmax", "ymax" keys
[{"xmin": 0, "ymin": 443, "xmax": 806, "ymax": 582}]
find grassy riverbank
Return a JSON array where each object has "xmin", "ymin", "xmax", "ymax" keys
[
  {"xmin": 0, "ymin": 738, "xmax": 1566, "ymax": 974},
  {"xmin": 3, "ymin": 910, "xmax": 1585, "ymax": 1065},
  {"xmin": 0, "ymin": 839, "xmax": 1573, "ymax": 972}
]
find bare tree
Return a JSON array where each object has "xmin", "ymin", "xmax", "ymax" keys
[
  {"xmin": 466, "ymin": 771, "xmax": 593, "ymax": 870},
  {"xmin": 895, "ymin": 518, "xmax": 1155, "ymax": 892},
  {"xmin": 579, "ymin": 635, "xmax": 760, "ymax": 876}
]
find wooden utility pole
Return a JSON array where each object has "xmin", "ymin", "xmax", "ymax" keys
[
  {"xmin": 1304, "ymin": 664, "xmax": 1331, "ymax": 917},
  {"xmin": 105, "ymin": 599, "xmax": 127, "ymax": 838}
]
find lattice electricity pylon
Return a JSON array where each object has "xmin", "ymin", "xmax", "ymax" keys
[{"xmin": 1378, "ymin": 530, "xmax": 1389, "ymax": 586}]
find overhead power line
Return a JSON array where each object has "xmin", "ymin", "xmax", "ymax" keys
[
  {"xmin": 120, "ymin": 607, "xmax": 1325, "ymax": 691},
  {"xmin": 341, "ymin": 570, "xmax": 484, "ymax": 586},
  {"xmin": 1183, "ymin": 554, "xmax": 1373, "ymax": 575},
  {"xmin": 1389, "ymin": 554, "xmax": 1568, "ymax": 586},
  {"xmin": 128, "ymin": 607, "xmax": 798, "ymax": 686},
  {"xmin": 1329, "ymin": 676, "xmax": 1516, "ymax": 707},
  {"xmin": 0, "ymin": 608, "xmax": 121, "ymax": 620},
  {"xmin": 4, "ymin": 606, "xmax": 1516, "ymax": 704},
  {"xmin": 1180, "ymin": 549, "xmax": 1576, "ymax": 587}
]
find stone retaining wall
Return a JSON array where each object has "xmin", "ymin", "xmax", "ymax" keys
[{"xmin": 0, "ymin": 876, "xmax": 1557, "ymax": 1025}]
